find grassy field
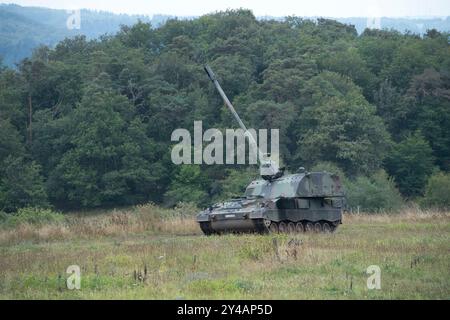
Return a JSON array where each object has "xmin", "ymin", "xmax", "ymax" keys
[{"xmin": 0, "ymin": 205, "xmax": 449, "ymax": 299}]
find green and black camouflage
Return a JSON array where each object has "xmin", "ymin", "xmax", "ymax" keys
[
  {"xmin": 197, "ymin": 171, "xmax": 346, "ymax": 234},
  {"xmin": 198, "ymin": 65, "xmax": 346, "ymax": 234}
]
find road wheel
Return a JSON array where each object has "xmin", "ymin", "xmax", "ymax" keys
[
  {"xmin": 269, "ymin": 222, "xmax": 279, "ymax": 233},
  {"xmin": 322, "ymin": 222, "xmax": 332, "ymax": 233},
  {"xmin": 278, "ymin": 222, "xmax": 287, "ymax": 233},
  {"xmin": 287, "ymin": 222, "xmax": 296, "ymax": 234},
  {"xmin": 199, "ymin": 222, "xmax": 214, "ymax": 235},
  {"xmin": 305, "ymin": 222, "xmax": 314, "ymax": 232},
  {"xmin": 314, "ymin": 222, "xmax": 322, "ymax": 233},
  {"xmin": 295, "ymin": 222, "xmax": 304, "ymax": 233}
]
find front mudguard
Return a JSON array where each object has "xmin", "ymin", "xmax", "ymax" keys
[{"xmin": 196, "ymin": 211, "xmax": 210, "ymax": 222}]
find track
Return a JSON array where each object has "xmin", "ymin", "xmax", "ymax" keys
[{"xmin": 200, "ymin": 219, "xmax": 340, "ymax": 235}]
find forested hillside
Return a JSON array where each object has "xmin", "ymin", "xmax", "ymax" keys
[{"xmin": 0, "ymin": 9, "xmax": 449, "ymax": 212}]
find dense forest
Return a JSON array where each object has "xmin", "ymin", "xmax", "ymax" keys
[{"xmin": 0, "ymin": 9, "xmax": 449, "ymax": 213}]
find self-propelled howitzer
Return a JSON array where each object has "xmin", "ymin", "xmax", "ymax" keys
[
  {"xmin": 197, "ymin": 170, "xmax": 345, "ymax": 234},
  {"xmin": 197, "ymin": 66, "xmax": 346, "ymax": 234}
]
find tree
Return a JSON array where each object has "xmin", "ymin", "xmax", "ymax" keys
[
  {"xmin": 381, "ymin": 43, "xmax": 427, "ymax": 91},
  {"xmin": 0, "ymin": 156, "xmax": 49, "ymax": 212},
  {"xmin": 209, "ymin": 54, "xmax": 254, "ymax": 100},
  {"xmin": 0, "ymin": 11, "xmax": 449, "ymax": 211},
  {"xmin": 357, "ymin": 29, "xmax": 401, "ymax": 76},
  {"xmin": 215, "ymin": 168, "xmax": 259, "ymax": 200},
  {"xmin": 0, "ymin": 68, "xmax": 27, "ymax": 131},
  {"xmin": 164, "ymin": 165, "xmax": 209, "ymax": 207},
  {"xmin": 47, "ymin": 84, "xmax": 166, "ymax": 208},
  {"xmin": 385, "ymin": 132, "xmax": 435, "ymax": 197},
  {"xmin": 406, "ymin": 68, "xmax": 450, "ymax": 171},
  {"xmin": 421, "ymin": 172, "xmax": 450, "ymax": 209},
  {"xmin": 297, "ymin": 71, "xmax": 390, "ymax": 176},
  {"xmin": 319, "ymin": 46, "xmax": 375, "ymax": 100},
  {"xmin": 118, "ymin": 21, "xmax": 156, "ymax": 50},
  {"xmin": 244, "ymin": 100, "xmax": 296, "ymax": 165},
  {"xmin": 0, "ymin": 118, "xmax": 24, "ymax": 163},
  {"xmin": 315, "ymin": 18, "xmax": 358, "ymax": 42},
  {"xmin": 258, "ymin": 57, "xmax": 318, "ymax": 104},
  {"xmin": 145, "ymin": 77, "xmax": 194, "ymax": 141},
  {"xmin": 345, "ymin": 170, "xmax": 404, "ymax": 213},
  {"xmin": 373, "ymin": 79, "xmax": 409, "ymax": 136}
]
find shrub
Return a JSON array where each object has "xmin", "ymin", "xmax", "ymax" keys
[
  {"xmin": 385, "ymin": 132, "xmax": 435, "ymax": 196},
  {"xmin": 346, "ymin": 170, "xmax": 404, "ymax": 213},
  {"xmin": 164, "ymin": 166, "xmax": 209, "ymax": 207},
  {"xmin": 0, "ymin": 156, "xmax": 49, "ymax": 212},
  {"xmin": 421, "ymin": 172, "xmax": 450, "ymax": 209},
  {"xmin": 6, "ymin": 207, "xmax": 64, "ymax": 227}
]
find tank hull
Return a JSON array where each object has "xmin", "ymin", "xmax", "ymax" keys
[
  {"xmin": 196, "ymin": 172, "xmax": 346, "ymax": 235},
  {"xmin": 197, "ymin": 204, "xmax": 343, "ymax": 235}
]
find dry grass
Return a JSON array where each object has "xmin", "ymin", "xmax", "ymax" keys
[
  {"xmin": 0, "ymin": 207, "xmax": 449, "ymax": 299},
  {"xmin": 344, "ymin": 204, "xmax": 449, "ymax": 224},
  {"xmin": 0, "ymin": 203, "xmax": 200, "ymax": 245}
]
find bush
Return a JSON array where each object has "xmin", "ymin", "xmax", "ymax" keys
[
  {"xmin": 385, "ymin": 132, "xmax": 435, "ymax": 197},
  {"xmin": 421, "ymin": 172, "xmax": 450, "ymax": 209},
  {"xmin": 0, "ymin": 156, "xmax": 49, "ymax": 212},
  {"xmin": 346, "ymin": 170, "xmax": 404, "ymax": 213},
  {"xmin": 5, "ymin": 207, "xmax": 64, "ymax": 227},
  {"xmin": 164, "ymin": 166, "xmax": 209, "ymax": 207}
]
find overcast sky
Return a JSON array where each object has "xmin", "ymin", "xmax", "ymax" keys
[{"xmin": 1, "ymin": 0, "xmax": 449, "ymax": 17}]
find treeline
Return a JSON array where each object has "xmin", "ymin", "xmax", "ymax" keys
[
  {"xmin": 0, "ymin": 9, "xmax": 449, "ymax": 213},
  {"xmin": 2, "ymin": 4, "xmax": 450, "ymax": 68}
]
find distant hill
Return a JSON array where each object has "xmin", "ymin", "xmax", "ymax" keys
[
  {"xmin": 337, "ymin": 16, "xmax": 450, "ymax": 34},
  {"xmin": 0, "ymin": 4, "xmax": 172, "ymax": 66},
  {"xmin": 1, "ymin": 3, "xmax": 449, "ymax": 67}
]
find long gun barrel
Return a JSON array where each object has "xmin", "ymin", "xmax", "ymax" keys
[
  {"xmin": 204, "ymin": 65, "xmax": 264, "ymax": 164},
  {"xmin": 204, "ymin": 65, "xmax": 283, "ymax": 180}
]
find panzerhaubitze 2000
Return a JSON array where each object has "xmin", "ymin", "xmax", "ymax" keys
[{"xmin": 196, "ymin": 65, "xmax": 346, "ymax": 234}]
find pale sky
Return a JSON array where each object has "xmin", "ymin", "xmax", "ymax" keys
[{"xmin": 1, "ymin": 0, "xmax": 449, "ymax": 17}]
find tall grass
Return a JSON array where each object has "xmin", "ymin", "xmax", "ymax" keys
[
  {"xmin": 0, "ymin": 206, "xmax": 448, "ymax": 299},
  {"xmin": 0, "ymin": 203, "xmax": 448, "ymax": 246},
  {"xmin": 0, "ymin": 203, "xmax": 200, "ymax": 245}
]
